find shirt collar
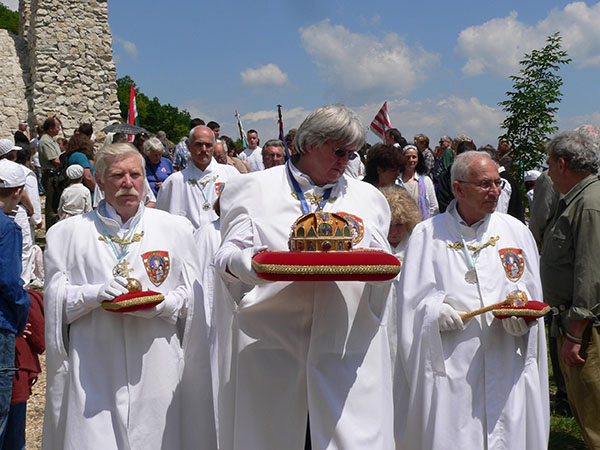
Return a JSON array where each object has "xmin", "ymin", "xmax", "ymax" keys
[
  {"xmin": 447, "ymin": 199, "xmax": 491, "ymax": 236},
  {"xmin": 189, "ymin": 157, "xmax": 216, "ymax": 178},
  {"xmin": 287, "ymin": 160, "xmax": 337, "ymax": 191},
  {"xmin": 561, "ymin": 174, "xmax": 599, "ymax": 207},
  {"xmin": 96, "ymin": 199, "xmax": 144, "ymax": 232}
]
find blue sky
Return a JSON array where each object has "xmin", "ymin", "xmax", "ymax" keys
[{"xmin": 4, "ymin": 0, "xmax": 600, "ymax": 146}]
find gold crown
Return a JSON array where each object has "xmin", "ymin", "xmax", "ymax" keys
[{"xmin": 289, "ymin": 211, "xmax": 353, "ymax": 252}]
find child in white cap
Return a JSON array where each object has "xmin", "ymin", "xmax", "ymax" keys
[{"xmin": 58, "ymin": 164, "xmax": 92, "ymax": 220}]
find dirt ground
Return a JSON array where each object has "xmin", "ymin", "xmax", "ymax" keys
[{"xmin": 25, "ymin": 353, "xmax": 45, "ymax": 449}]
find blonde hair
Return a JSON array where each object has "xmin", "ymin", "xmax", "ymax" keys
[{"xmin": 379, "ymin": 186, "xmax": 422, "ymax": 233}]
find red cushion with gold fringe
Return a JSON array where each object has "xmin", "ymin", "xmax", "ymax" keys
[
  {"xmin": 251, "ymin": 250, "xmax": 401, "ymax": 282},
  {"xmin": 101, "ymin": 290, "xmax": 164, "ymax": 313},
  {"xmin": 492, "ymin": 300, "xmax": 551, "ymax": 322}
]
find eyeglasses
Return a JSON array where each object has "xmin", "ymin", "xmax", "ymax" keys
[
  {"xmin": 457, "ymin": 178, "xmax": 504, "ymax": 191},
  {"xmin": 333, "ymin": 147, "xmax": 358, "ymax": 160}
]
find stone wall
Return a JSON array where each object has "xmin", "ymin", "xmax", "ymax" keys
[
  {"xmin": 0, "ymin": 0, "xmax": 121, "ymax": 139},
  {"xmin": 0, "ymin": 30, "xmax": 30, "ymax": 138}
]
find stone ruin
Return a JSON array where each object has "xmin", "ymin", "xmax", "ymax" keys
[{"xmin": 0, "ymin": 0, "xmax": 121, "ymax": 139}]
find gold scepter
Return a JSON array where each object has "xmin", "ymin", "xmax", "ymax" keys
[{"xmin": 460, "ymin": 290, "xmax": 528, "ymax": 321}]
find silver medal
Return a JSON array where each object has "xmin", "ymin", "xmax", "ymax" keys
[
  {"xmin": 465, "ymin": 268, "xmax": 478, "ymax": 284},
  {"xmin": 202, "ymin": 202, "xmax": 211, "ymax": 211}
]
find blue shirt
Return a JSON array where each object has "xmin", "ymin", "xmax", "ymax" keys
[
  {"xmin": 0, "ymin": 210, "xmax": 30, "ymax": 335},
  {"xmin": 174, "ymin": 139, "xmax": 190, "ymax": 170},
  {"xmin": 68, "ymin": 151, "xmax": 95, "ymax": 177},
  {"xmin": 146, "ymin": 157, "xmax": 174, "ymax": 196}
]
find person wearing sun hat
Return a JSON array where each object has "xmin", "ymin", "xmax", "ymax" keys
[
  {"xmin": 57, "ymin": 164, "xmax": 92, "ymax": 220},
  {"xmin": 0, "ymin": 159, "xmax": 31, "ymax": 445}
]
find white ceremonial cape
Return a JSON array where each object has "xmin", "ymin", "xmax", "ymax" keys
[
  {"xmin": 156, "ymin": 158, "xmax": 240, "ymax": 229},
  {"xmin": 43, "ymin": 204, "xmax": 216, "ymax": 450},
  {"xmin": 15, "ymin": 166, "xmax": 42, "ymax": 285},
  {"xmin": 214, "ymin": 162, "xmax": 396, "ymax": 450},
  {"xmin": 395, "ymin": 200, "xmax": 549, "ymax": 450}
]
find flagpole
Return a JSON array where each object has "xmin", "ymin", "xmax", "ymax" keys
[
  {"xmin": 235, "ymin": 109, "xmax": 248, "ymax": 148},
  {"xmin": 277, "ymin": 104, "xmax": 290, "ymax": 160}
]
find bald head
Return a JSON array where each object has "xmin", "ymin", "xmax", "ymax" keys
[
  {"xmin": 189, "ymin": 126, "xmax": 216, "ymax": 170},
  {"xmin": 213, "ymin": 140, "xmax": 228, "ymax": 164}
]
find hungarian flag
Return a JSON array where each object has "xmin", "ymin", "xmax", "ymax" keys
[
  {"xmin": 127, "ymin": 84, "xmax": 139, "ymax": 126},
  {"xmin": 370, "ymin": 102, "xmax": 391, "ymax": 142}
]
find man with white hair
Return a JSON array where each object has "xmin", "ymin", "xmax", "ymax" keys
[
  {"xmin": 43, "ymin": 143, "xmax": 216, "ymax": 449},
  {"xmin": 156, "ymin": 125, "xmax": 239, "ymax": 229},
  {"xmin": 395, "ymin": 151, "xmax": 549, "ymax": 449},
  {"xmin": 214, "ymin": 104, "xmax": 395, "ymax": 449},
  {"xmin": 0, "ymin": 159, "xmax": 30, "ymax": 445}
]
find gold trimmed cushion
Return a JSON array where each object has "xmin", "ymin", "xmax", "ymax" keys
[
  {"xmin": 252, "ymin": 250, "xmax": 401, "ymax": 282},
  {"xmin": 492, "ymin": 300, "xmax": 551, "ymax": 322},
  {"xmin": 102, "ymin": 291, "xmax": 164, "ymax": 313}
]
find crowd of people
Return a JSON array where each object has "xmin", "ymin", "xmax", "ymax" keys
[{"xmin": 0, "ymin": 104, "xmax": 599, "ymax": 449}]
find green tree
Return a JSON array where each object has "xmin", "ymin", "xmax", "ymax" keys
[
  {"xmin": 0, "ymin": 4, "xmax": 18, "ymax": 34},
  {"xmin": 499, "ymin": 32, "xmax": 571, "ymax": 177},
  {"xmin": 116, "ymin": 76, "xmax": 191, "ymax": 142}
]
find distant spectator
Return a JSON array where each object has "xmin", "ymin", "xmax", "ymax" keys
[
  {"xmin": 380, "ymin": 186, "xmax": 421, "ymax": 260},
  {"xmin": 238, "ymin": 129, "xmax": 263, "ymax": 171},
  {"xmin": 66, "ymin": 133, "xmax": 95, "ymax": 192},
  {"xmin": 397, "ymin": 145, "xmax": 439, "ymax": 218},
  {"xmin": 431, "ymin": 135, "xmax": 453, "ymax": 184},
  {"xmin": 14, "ymin": 122, "xmax": 30, "ymax": 151},
  {"xmin": 262, "ymin": 139, "xmax": 285, "ymax": 169},
  {"xmin": 58, "ymin": 165, "xmax": 92, "ymax": 220},
  {"xmin": 363, "ymin": 143, "xmax": 403, "ymax": 188},
  {"xmin": 143, "ymin": 137, "xmax": 174, "ymax": 195},
  {"xmin": 206, "ymin": 121, "xmax": 220, "ymax": 139},
  {"xmin": 436, "ymin": 140, "xmax": 476, "ymax": 213},
  {"xmin": 414, "ymin": 134, "xmax": 434, "ymax": 176},
  {"xmin": 174, "ymin": 118, "xmax": 205, "ymax": 170},
  {"xmin": 284, "ymin": 128, "xmax": 297, "ymax": 155}
]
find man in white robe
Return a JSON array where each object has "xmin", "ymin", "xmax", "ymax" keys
[
  {"xmin": 395, "ymin": 151, "xmax": 549, "ymax": 449},
  {"xmin": 156, "ymin": 126, "xmax": 239, "ymax": 229},
  {"xmin": 43, "ymin": 143, "xmax": 216, "ymax": 450},
  {"xmin": 214, "ymin": 104, "xmax": 395, "ymax": 450}
]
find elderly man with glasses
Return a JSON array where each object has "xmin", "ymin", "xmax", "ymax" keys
[
  {"xmin": 214, "ymin": 104, "xmax": 395, "ymax": 450},
  {"xmin": 395, "ymin": 151, "xmax": 549, "ymax": 449}
]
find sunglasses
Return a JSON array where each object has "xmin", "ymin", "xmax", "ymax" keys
[{"xmin": 333, "ymin": 147, "xmax": 358, "ymax": 160}]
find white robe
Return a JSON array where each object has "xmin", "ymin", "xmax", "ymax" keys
[
  {"xmin": 156, "ymin": 158, "xmax": 240, "ymax": 229},
  {"xmin": 214, "ymin": 162, "xmax": 396, "ymax": 450},
  {"xmin": 395, "ymin": 200, "xmax": 549, "ymax": 450},
  {"xmin": 15, "ymin": 166, "xmax": 42, "ymax": 285},
  {"xmin": 58, "ymin": 183, "xmax": 92, "ymax": 219},
  {"xmin": 43, "ymin": 203, "xmax": 216, "ymax": 450},
  {"xmin": 237, "ymin": 146, "xmax": 264, "ymax": 172}
]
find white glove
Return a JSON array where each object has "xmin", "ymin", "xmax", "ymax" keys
[
  {"xmin": 438, "ymin": 303, "xmax": 465, "ymax": 332},
  {"xmin": 96, "ymin": 276, "xmax": 129, "ymax": 302},
  {"xmin": 502, "ymin": 316, "xmax": 530, "ymax": 336},
  {"xmin": 227, "ymin": 245, "xmax": 269, "ymax": 285}
]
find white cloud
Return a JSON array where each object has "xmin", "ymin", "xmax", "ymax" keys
[
  {"xmin": 457, "ymin": 2, "xmax": 600, "ymax": 77},
  {"xmin": 240, "ymin": 97, "xmax": 506, "ymax": 149},
  {"xmin": 240, "ymin": 64, "xmax": 289, "ymax": 87},
  {"xmin": 114, "ymin": 37, "xmax": 138, "ymax": 61},
  {"xmin": 300, "ymin": 19, "xmax": 440, "ymax": 101},
  {"xmin": 0, "ymin": 0, "xmax": 18, "ymax": 11}
]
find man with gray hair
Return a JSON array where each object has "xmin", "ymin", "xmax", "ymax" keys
[
  {"xmin": 396, "ymin": 151, "xmax": 549, "ymax": 449},
  {"xmin": 43, "ymin": 143, "xmax": 216, "ymax": 449},
  {"xmin": 156, "ymin": 126, "xmax": 240, "ymax": 229},
  {"xmin": 214, "ymin": 104, "xmax": 396, "ymax": 449},
  {"xmin": 261, "ymin": 138, "xmax": 285, "ymax": 169},
  {"xmin": 540, "ymin": 130, "xmax": 600, "ymax": 448}
]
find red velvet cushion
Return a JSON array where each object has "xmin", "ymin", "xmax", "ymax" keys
[
  {"xmin": 251, "ymin": 250, "xmax": 401, "ymax": 282},
  {"xmin": 101, "ymin": 290, "xmax": 164, "ymax": 313},
  {"xmin": 492, "ymin": 300, "xmax": 551, "ymax": 323}
]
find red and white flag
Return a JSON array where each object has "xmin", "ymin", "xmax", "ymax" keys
[
  {"xmin": 127, "ymin": 84, "xmax": 139, "ymax": 126},
  {"xmin": 370, "ymin": 102, "xmax": 391, "ymax": 141}
]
